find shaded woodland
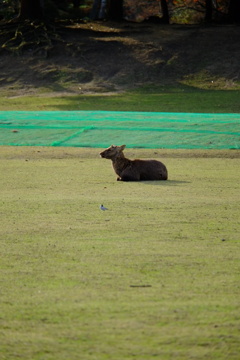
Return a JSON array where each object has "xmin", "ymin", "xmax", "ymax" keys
[{"xmin": 1, "ymin": 0, "xmax": 239, "ymax": 24}]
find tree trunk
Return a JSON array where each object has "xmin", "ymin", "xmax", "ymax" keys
[
  {"xmin": 19, "ymin": 0, "xmax": 44, "ymax": 21},
  {"xmin": 205, "ymin": 0, "xmax": 213, "ymax": 23},
  {"xmin": 108, "ymin": 0, "xmax": 123, "ymax": 20},
  {"xmin": 90, "ymin": 0, "xmax": 102, "ymax": 19},
  {"xmin": 160, "ymin": 0, "xmax": 170, "ymax": 24},
  {"xmin": 73, "ymin": 0, "xmax": 81, "ymax": 8},
  {"xmin": 228, "ymin": 0, "xmax": 240, "ymax": 23}
]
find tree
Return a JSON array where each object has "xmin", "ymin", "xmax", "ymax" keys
[
  {"xmin": 18, "ymin": 0, "xmax": 44, "ymax": 20},
  {"xmin": 90, "ymin": 0, "xmax": 123, "ymax": 20},
  {"xmin": 109, "ymin": 0, "xmax": 123, "ymax": 20},
  {"xmin": 160, "ymin": 0, "xmax": 170, "ymax": 23},
  {"xmin": 204, "ymin": 0, "xmax": 213, "ymax": 22},
  {"xmin": 228, "ymin": 0, "xmax": 240, "ymax": 23},
  {"xmin": 180, "ymin": 0, "xmax": 230, "ymax": 23}
]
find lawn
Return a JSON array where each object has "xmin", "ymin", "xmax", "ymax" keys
[
  {"xmin": 0, "ymin": 87, "xmax": 240, "ymax": 113},
  {"xmin": 0, "ymin": 146, "xmax": 239, "ymax": 360}
]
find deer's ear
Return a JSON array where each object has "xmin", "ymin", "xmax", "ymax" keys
[{"xmin": 120, "ymin": 145, "xmax": 126, "ymax": 150}]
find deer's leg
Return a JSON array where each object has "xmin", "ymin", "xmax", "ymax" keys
[{"xmin": 119, "ymin": 169, "xmax": 140, "ymax": 182}]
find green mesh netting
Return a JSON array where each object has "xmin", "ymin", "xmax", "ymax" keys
[{"xmin": 0, "ymin": 111, "xmax": 239, "ymax": 149}]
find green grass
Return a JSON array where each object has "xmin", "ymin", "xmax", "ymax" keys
[
  {"xmin": 0, "ymin": 86, "xmax": 240, "ymax": 112},
  {"xmin": 1, "ymin": 146, "xmax": 239, "ymax": 360}
]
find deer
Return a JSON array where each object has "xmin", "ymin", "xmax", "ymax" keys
[{"xmin": 100, "ymin": 145, "xmax": 168, "ymax": 181}]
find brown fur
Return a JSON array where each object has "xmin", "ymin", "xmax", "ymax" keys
[{"xmin": 100, "ymin": 145, "xmax": 168, "ymax": 181}]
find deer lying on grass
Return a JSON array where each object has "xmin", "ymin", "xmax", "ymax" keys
[{"xmin": 100, "ymin": 145, "xmax": 168, "ymax": 181}]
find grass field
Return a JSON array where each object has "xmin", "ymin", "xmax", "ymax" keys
[
  {"xmin": 1, "ymin": 87, "xmax": 240, "ymax": 113},
  {"xmin": 1, "ymin": 146, "xmax": 239, "ymax": 360}
]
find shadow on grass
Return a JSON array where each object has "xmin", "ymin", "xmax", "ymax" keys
[
  {"xmin": 46, "ymin": 88, "xmax": 240, "ymax": 113},
  {"xmin": 142, "ymin": 180, "xmax": 190, "ymax": 185}
]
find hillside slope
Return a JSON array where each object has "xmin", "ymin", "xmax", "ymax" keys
[{"xmin": 0, "ymin": 21, "xmax": 239, "ymax": 96}]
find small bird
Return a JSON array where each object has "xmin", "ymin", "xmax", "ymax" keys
[{"xmin": 100, "ymin": 204, "xmax": 108, "ymax": 211}]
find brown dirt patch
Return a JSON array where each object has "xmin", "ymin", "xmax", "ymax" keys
[{"xmin": 0, "ymin": 146, "xmax": 239, "ymax": 160}]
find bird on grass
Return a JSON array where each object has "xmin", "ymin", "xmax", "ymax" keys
[{"xmin": 100, "ymin": 204, "xmax": 108, "ymax": 211}]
